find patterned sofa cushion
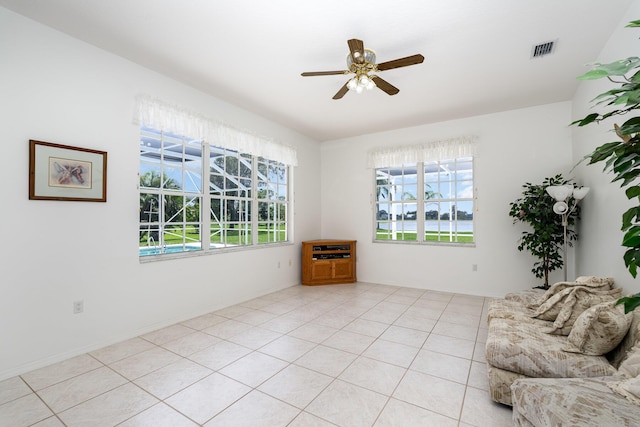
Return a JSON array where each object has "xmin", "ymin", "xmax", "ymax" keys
[
  {"xmin": 563, "ymin": 301, "xmax": 633, "ymax": 356},
  {"xmin": 511, "ymin": 377, "xmax": 640, "ymax": 427},
  {"xmin": 608, "ymin": 375, "xmax": 640, "ymax": 406},
  {"xmin": 487, "ymin": 298, "xmax": 553, "ymax": 328},
  {"xmin": 486, "ymin": 317, "xmax": 616, "ymax": 378},
  {"xmin": 487, "ymin": 365, "xmax": 528, "ymax": 406},
  {"xmin": 610, "ymin": 308, "xmax": 640, "ymax": 378},
  {"xmin": 504, "ymin": 288, "xmax": 544, "ymax": 306}
]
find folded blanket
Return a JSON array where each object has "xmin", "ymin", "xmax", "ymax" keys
[
  {"xmin": 529, "ymin": 276, "xmax": 615, "ymax": 310},
  {"xmin": 530, "ymin": 286, "xmax": 622, "ymax": 335}
]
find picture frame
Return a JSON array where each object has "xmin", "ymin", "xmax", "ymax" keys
[{"xmin": 29, "ymin": 140, "xmax": 107, "ymax": 202}]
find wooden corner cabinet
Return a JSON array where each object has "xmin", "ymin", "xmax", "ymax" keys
[{"xmin": 301, "ymin": 239, "xmax": 357, "ymax": 285}]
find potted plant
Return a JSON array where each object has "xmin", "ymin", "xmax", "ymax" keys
[
  {"xmin": 509, "ymin": 174, "xmax": 580, "ymax": 289},
  {"xmin": 572, "ymin": 20, "xmax": 640, "ymax": 312}
]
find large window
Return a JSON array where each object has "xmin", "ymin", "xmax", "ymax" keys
[
  {"xmin": 375, "ymin": 157, "xmax": 474, "ymax": 244},
  {"xmin": 139, "ymin": 126, "xmax": 289, "ymax": 257}
]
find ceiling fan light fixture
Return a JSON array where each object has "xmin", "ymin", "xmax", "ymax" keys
[
  {"xmin": 366, "ymin": 79, "xmax": 376, "ymax": 90},
  {"xmin": 347, "ymin": 78, "xmax": 358, "ymax": 90}
]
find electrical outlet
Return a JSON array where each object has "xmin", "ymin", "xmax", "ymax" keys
[
  {"xmin": 472, "ymin": 264, "xmax": 478, "ymax": 272},
  {"xmin": 73, "ymin": 300, "xmax": 84, "ymax": 314},
  {"xmin": 277, "ymin": 261, "xmax": 281, "ymax": 269}
]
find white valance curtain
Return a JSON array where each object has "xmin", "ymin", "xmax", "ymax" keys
[
  {"xmin": 366, "ymin": 136, "xmax": 477, "ymax": 168},
  {"xmin": 132, "ymin": 94, "xmax": 298, "ymax": 166}
]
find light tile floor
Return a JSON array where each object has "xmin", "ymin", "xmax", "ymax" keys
[{"xmin": 0, "ymin": 282, "xmax": 512, "ymax": 426}]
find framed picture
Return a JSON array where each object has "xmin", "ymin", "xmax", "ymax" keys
[{"xmin": 29, "ymin": 140, "xmax": 107, "ymax": 202}]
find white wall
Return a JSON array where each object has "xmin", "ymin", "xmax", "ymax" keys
[
  {"xmin": 0, "ymin": 8, "xmax": 321, "ymax": 380},
  {"xmin": 572, "ymin": 0, "xmax": 640, "ymax": 294},
  {"xmin": 320, "ymin": 102, "xmax": 575, "ymax": 297}
]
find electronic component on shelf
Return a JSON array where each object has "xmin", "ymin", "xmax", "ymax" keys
[
  {"xmin": 312, "ymin": 254, "xmax": 351, "ymax": 260},
  {"xmin": 312, "ymin": 245, "xmax": 350, "ymax": 251}
]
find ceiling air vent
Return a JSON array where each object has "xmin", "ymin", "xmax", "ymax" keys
[{"xmin": 531, "ymin": 40, "xmax": 556, "ymax": 58}]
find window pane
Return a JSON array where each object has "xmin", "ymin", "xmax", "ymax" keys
[
  {"xmin": 140, "ymin": 193, "xmax": 160, "ymax": 224},
  {"xmin": 456, "ymin": 181, "xmax": 474, "ymax": 199},
  {"xmin": 184, "ymin": 170, "xmax": 202, "ymax": 193},
  {"xmin": 139, "ymin": 167, "xmax": 162, "ymax": 189},
  {"xmin": 209, "ymin": 173, "xmax": 223, "ymax": 195},
  {"xmin": 225, "ymin": 156, "xmax": 239, "ymax": 175},
  {"xmin": 185, "ymin": 196, "xmax": 201, "ymax": 223},
  {"xmin": 163, "ymin": 166, "xmax": 182, "ymax": 191},
  {"xmin": 164, "ymin": 195, "xmax": 184, "ymax": 222},
  {"xmin": 402, "ymin": 184, "xmax": 417, "ymax": 200},
  {"xmin": 225, "ymin": 177, "xmax": 238, "ymax": 196},
  {"xmin": 240, "ymin": 154, "xmax": 252, "ymax": 177}
]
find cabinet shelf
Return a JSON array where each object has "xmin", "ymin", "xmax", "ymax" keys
[{"xmin": 302, "ymin": 239, "xmax": 356, "ymax": 286}]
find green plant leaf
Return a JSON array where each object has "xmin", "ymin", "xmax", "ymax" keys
[
  {"xmin": 619, "ymin": 168, "xmax": 640, "ymax": 186},
  {"xmin": 571, "ymin": 113, "xmax": 600, "ymax": 127},
  {"xmin": 622, "ymin": 227, "xmax": 640, "ymax": 247},
  {"xmin": 588, "ymin": 141, "xmax": 624, "ymax": 164},
  {"xmin": 626, "ymin": 186, "xmax": 640, "ymax": 199},
  {"xmin": 626, "ymin": 20, "xmax": 640, "ymax": 28},
  {"xmin": 612, "ymin": 159, "xmax": 640, "ymax": 181},
  {"xmin": 614, "ymin": 93, "xmax": 631, "ymax": 105},
  {"xmin": 619, "ymin": 116, "xmax": 640, "ymax": 134},
  {"xmin": 578, "ymin": 69, "xmax": 611, "ymax": 80},
  {"xmin": 623, "ymin": 249, "xmax": 639, "ymax": 277},
  {"xmin": 592, "ymin": 87, "xmax": 630, "ymax": 102},
  {"xmin": 622, "ymin": 207, "xmax": 640, "ymax": 230},
  {"xmin": 613, "ymin": 151, "xmax": 640, "ymax": 168},
  {"xmin": 577, "ymin": 57, "xmax": 640, "ymax": 80},
  {"xmin": 616, "ymin": 294, "xmax": 640, "ymax": 313}
]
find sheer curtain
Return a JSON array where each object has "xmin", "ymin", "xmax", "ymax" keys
[
  {"xmin": 133, "ymin": 94, "xmax": 298, "ymax": 166},
  {"xmin": 366, "ymin": 136, "xmax": 477, "ymax": 168}
]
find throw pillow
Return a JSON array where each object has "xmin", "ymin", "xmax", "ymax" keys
[
  {"xmin": 563, "ymin": 301, "xmax": 632, "ymax": 356},
  {"xmin": 608, "ymin": 376, "xmax": 640, "ymax": 406}
]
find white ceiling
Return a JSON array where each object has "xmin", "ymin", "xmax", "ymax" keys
[{"xmin": 0, "ymin": 0, "xmax": 633, "ymax": 141}]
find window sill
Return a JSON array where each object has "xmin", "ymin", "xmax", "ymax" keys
[
  {"xmin": 138, "ymin": 241, "xmax": 294, "ymax": 263},
  {"xmin": 372, "ymin": 239, "xmax": 476, "ymax": 248}
]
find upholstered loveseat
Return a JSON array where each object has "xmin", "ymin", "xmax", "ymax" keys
[{"xmin": 485, "ymin": 276, "xmax": 640, "ymax": 422}]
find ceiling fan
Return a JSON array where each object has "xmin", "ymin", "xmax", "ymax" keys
[{"xmin": 301, "ymin": 38, "xmax": 424, "ymax": 100}]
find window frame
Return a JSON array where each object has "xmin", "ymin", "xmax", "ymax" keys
[
  {"xmin": 373, "ymin": 157, "xmax": 475, "ymax": 246},
  {"xmin": 139, "ymin": 126, "xmax": 292, "ymax": 261}
]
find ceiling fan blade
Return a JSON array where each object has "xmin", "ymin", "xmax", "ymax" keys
[
  {"xmin": 332, "ymin": 82, "xmax": 350, "ymax": 100},
  {"xmin": 376, "ymin": 54, "xmax": 425, "ymax": 71},
  {"xmin": 301, "ymin": 70, "xmax": 348, "ymax": 76},
  {"xmin": 371, "ymin": 76, "xmax": 399, "ymax": 95},
  {"xmin": 347, "ymin": 38, "xmax": 365, "ymax": 64}
]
